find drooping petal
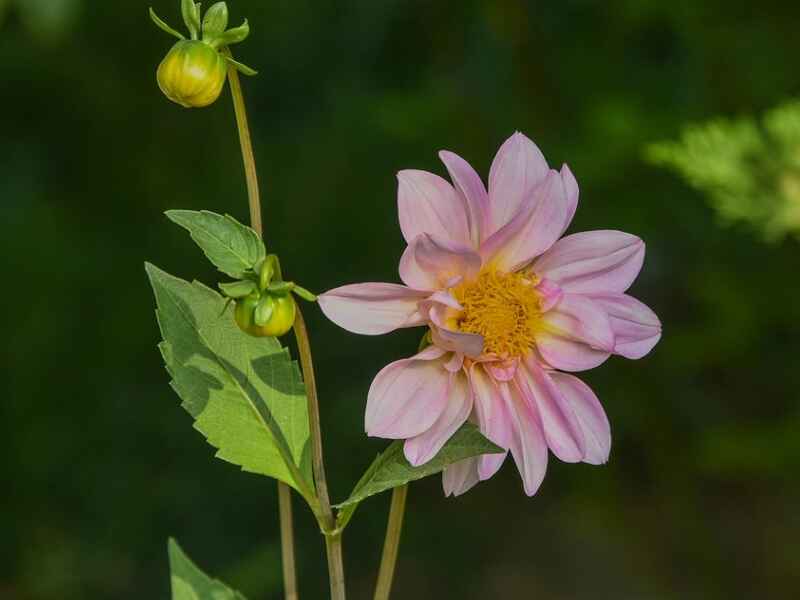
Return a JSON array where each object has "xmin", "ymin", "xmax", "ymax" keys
[
  {"xmin": 428, "ymin": 302, "xmax": 484, "ymax": 358},
  {"xmin": 318, "ymin": 283, "xmax": 428, "ymax": 335},
  {"xmin": 404, "ymin": 372, "xmax": 473, "ymax": 466},
  {"xmin": 439, "ymin": 150, "xmax": 489, "ymax": 247},
  {"xmin": 517, "ymin": 358, "xmax": 586, "ymax": 463},
  {"xmin": 480, "ymin": 170, "xmax": 568, "ymax": 271},
  {"xmin": 532, "ymin": 230, "xmax": 645, "ymax": 294},
  {"xmin": 366, "ymin": 346, "xmax": 449, "ymax": 439},
  {"xmin": 558, "ymin": 164, "xmax": 579, "ymax": 236},
  {"xmin": 535, "ymin": 294, "xmax": 614, "ymax": 372},
  {"xmin": 549, "ymin": 372, "xmax": 611, "ymax": 465},
  {"xmin": 442, "ymin": 457, "xmax": 480, "ymax": 497},
  {"xmin": 399, "ymin": 233, "xmax": 482, "ymax": 290},
  {"xmin": 589, "ymin": 293, "xmax": 662, "ymax": 359},
  {"xmin": 499, "ymin": 381, "xmax": 548, "ymax": 496},
  {"xmin": 470, "ymin": 364, "xmax": 510, "ymax": 480},
  {"xmin": 487, "ymin": 132, "xmax": 550, "ymax": 234},
  {"xmin": 397, "ymin": 169, "xmax": 471, "ymax": 246}
]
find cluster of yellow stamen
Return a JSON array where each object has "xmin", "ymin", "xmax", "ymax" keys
[{"xmin": 452, "ymin": 269, "xmax": 542, "ymax": 358}]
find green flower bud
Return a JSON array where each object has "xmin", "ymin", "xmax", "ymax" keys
[
  {"xmin": 157, "ymin": 40, "xmax": 228, "ymax": 108},
  {"xmin": 234, "ymin": 292, "xmax": 297, "ymax": 338}
]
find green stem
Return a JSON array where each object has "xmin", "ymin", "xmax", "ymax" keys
[
  {"xmin": 293, "ymin": 308, "xmax": 347, "ymax": 600},
  {"xmin": 226, "ymin": 54, "xmax": 299, "ymax": 600},
  {"xmin": 373, "ymin": 485, "xmax": 408, "ymax": 600}
]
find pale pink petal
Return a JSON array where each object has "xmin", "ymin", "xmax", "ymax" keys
[
  {"xmin": 442, "ymin": 457, "xmax": 480, "ymax": 497},
  {"xmin": 366, "ymin": 347, "xmax": 449, "ymax": 439},
  {"xmin": 589, "ymin": 294, "xmax": 662, "ymax": 359},
  {"xmin": 535, "ymin": 294, "xmax": 615, "ymax": 372},
  {"xmin": 558, "ymin": 164, "xmax": 579, "ymax": 236},
  {"xmin": 486, "ymin": 358, "xmax": 518, "ymax": 382},
  {"xmin": 428, "ymin": 303, "xmax": 484, "ymax": 358},
  {"xmin": 399, "ymin": 233, "xmax": 482, "ymax": 290},
  {"xmin": 532, "ymin": 230, "xmax": 645, "ymax": 294},
  {"xmin": 427, "ymin": 290, "xmax": 463, "ymax": 310},
  {"xmin": 397, "ymin": 169, "xmax": 471, "ymax": 246},
  {"xmin": 487, "ymin": 132, "xmax": 550, "ymax": 234},
  {"xmin": 439, "ymin": 150, "xmax": 489, "ymax": 247},
  {"xmin": 480, "ymin": 170, "xmax": 568, "ymax": 271},
  {"xmin": 404, "ymin": 372, "xmax": 473, "ymax": 466},
  {"xmin": 318, "ymin": 283, "xmax": 428, "ymax": 335},
  {"xmin": 499, "ymin": 381, "xmax": 548, "ymax": 496},
  {"xmin": 535, "ymin": 278, "xmax": 563, "ymax": 312},
  {"xmin": 517, "ymin": 358, "xmax": 586, "ymax": 463},
  {"xmin": 444, "ymin": 352, "xmax": 464, "ymax": 372},
  {"xmin": 470, "ymin": 364, "xmax": 510, "ymax": 480},
  {"xmin": 549, "ymin": 372, "xmax": 611, "ymax": 465}
]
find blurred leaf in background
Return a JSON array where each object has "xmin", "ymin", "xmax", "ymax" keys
[
  {"xmin": 2, "ymin": 0, "xmax": 82, "ymax": 40},
  {"xmin": 647, "ymin": 100, "xmax": 800, "ymax": 240}
]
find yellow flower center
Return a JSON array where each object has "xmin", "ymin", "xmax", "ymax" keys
[{"xmin": 452, "ymin": 269, "xmax": 542, "ymax": 358}]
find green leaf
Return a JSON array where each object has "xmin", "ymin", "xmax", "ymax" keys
[
  {"xmin": 224, "ymin": 55, "xmax": 258, "ymax": 76},
  {"xmin": 181, "ymin": 0, "xmax": 200, "ymax": 39},
  {"xmin": 168, "ymin": 538, "xmax": 248, "ymax": 600},
  {"xmin": 149, "ymin": 7, "xmax": 186, "ymax": 40},
  {"xmin": 202, "ymin": 1, "xmax": 229, "ymax": 39},
  {"xmin": 335, "ymin": 423, "xmax": 502, "ymax": 528},
  {"xmin": 214, "ymin": 19, "xmax": 250, "ymax": 47},
  {"xmin": 146, "ymin": 263, "xmax": 314, "ymax": 500},
  {"xmin": 218, "ymin": 280, "xmax": 256, "ymax": 299},
  {"xmin": 166, "ymin": 210, "xmax": 265, "ymax": 279}
]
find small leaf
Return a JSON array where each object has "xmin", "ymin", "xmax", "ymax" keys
[
  {"xmin": 166, "ymin": 210, "xmax": 265, "ymax": 279},
  {"xmin": 254, "ymin": 295, "xmax": 275, "ymax": 327},
  {"xmin": 202, "ymin": 1, "xmax": 228, "ymax": 39},
  {"xmin": 149, "ymin": 7, "xmax": 186, "ymax": 40},
  {"xmin": 146, "ymin": 263, "xmax": 315, "ymax": 500},
  {"xmin": 224, "ymin": 56, "xmax": 258, "ymax": 76},
  {"xmin": 268, "ymin": 281, "xmax": 294, "ymax": 293},
  {"xmin": 214, "ymin": 19, "xmax": 250, "ymax": 47},
  {"xmin": 181, "ymin": 0, "xmax": 200, "ymax": 39},
  {"xmin": 335, "ymin": 423, "xmax": 502, "ymax": 528},
  {"xmin": 168, "ymin": 538, "xmax": 248, "ymax": 600},
  {"xmin": 218, "ymin": 280, "xmax": 256, "ymax": 298},
  {"xmin": 292, "ymin": 285, "xmax": 317, "ymax": 302}
]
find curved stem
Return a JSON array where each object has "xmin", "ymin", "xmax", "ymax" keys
[
  {"xmin": 293, "ymin": 308, "xmax": 347, "ymax": 600},
  {"xmin": 227, "ymin": 56, "xmax": 298, "ymax": 600},
  {"xmin": 373, "ymin": 485, "xmax": 408, "ymax": 600}
]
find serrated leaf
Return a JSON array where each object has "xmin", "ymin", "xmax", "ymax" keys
[
  {"xmin": 146, "ymin": 263, "xmax": 314, "ymax": 500},
  {"xmin": 335, "ymin": 423, "xmax": 502, "ymax": 528},
  {"xmin": 168, "ymin": 538, "xmax": 248, "ymax": 600},
  {"xmin": 166, "ymin": 210, "xmax": 265, "ymax": 279}
]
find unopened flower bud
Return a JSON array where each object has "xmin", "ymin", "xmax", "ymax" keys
[
  {"xmin": 234, "ymin": 292, "xmax": 297, "ymax": 338},
  {"xmin": 157, "ymin": 41, "xmax": 227, "ymax": 108}
]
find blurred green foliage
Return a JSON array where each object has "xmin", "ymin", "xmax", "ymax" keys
[
  {"xmin": 1, "ymin": 1, "xmax": 799, "ymax": 599},
  {"xmin": 648, "ymin": 100, "xmax": 800, "ymax": 240}
]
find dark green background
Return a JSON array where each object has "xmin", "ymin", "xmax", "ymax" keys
[{"xmin": 2, "ymin": 1, "xmax": 798, "ymax": 598}]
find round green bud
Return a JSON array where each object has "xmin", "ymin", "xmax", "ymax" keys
[
  {"xmin": 157, "ymin": 40, "xmax": 227, "ymax": 108},
  {"xmin": 234, "ymin": 293, "xmax": 297, "ymax": 338}
]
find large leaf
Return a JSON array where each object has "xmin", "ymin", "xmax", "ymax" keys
[
  {"xmin": 335, "ymin": 423, "xmax": 502, "ymax": 528},
  {"xmin": 146, "ymin": 263, "xmax": 314, "ymax": 500},
  {"xmin": 166, "ymin": 210, "xmax": 265, "ymax": 279},
  {"xmin": 168, "ymin": 538, "xmax": 248, "ymax": 600}
]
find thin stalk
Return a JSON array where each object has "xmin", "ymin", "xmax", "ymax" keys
[
  {"xmin": 293, "ymin": 308, "xmax": 347, "ymax": 600},
  {"xmin": 227, "ymin": 55, "xmax": 299, "ymax": 600},
  {"xmin": 373, "ymin": 485, "xmax": 408, "ymax": 600}
]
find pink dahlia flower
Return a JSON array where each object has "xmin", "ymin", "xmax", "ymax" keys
[{"xmin": 319, "ymin": 132, "xmax": 661, "ymax": 496}]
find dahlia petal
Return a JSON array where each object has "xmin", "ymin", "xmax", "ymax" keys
[
  {"xmin": 535, "ymin": 278, "xmax": 563, "ymax": 312},
  {"xmin": 439, "ymin": 150, "xmax": 489, "ymax": 247},
  {"xmin": 428, "ymin": 303, "xmax": 485, "ymax": 358},
  {"xmin": 518, "ymin": 358, "xmax": 586, "ymax": 463},
  {"xmin": 532, "ymin": 230, "xmax": 645, "ymax": 294},
  {"xmin": 480, "ymin": 170, "xmax": 568, "ymax": 271},
  {"xmin": 470, "ymin": 364, "xmax": 510, "ymax": 480},
  {"xmin": 397, "ymin": 169, "xmax": 471, "ymax": 246},
  {"xmin": 487, "ymin": 132, "xmax": 550, "ymax": 234},
  {"xmin": 500, "ymin": 381, "xmax": 548, "ymax": 496},
  {"xmin": 536, "ymin": 294, "xmax": 614, "ymax": 371},
  {"xmin": 399, "ymin": 233, "xmax": 482, "ymax": 290},
  {"xmin": 366, "ymin": 348, "xmax": 449, "ymax": 439},
  {"xmin": 404, "ymin": 372, "xmax": 473, "ymax": 466},
  {"xmin": 549, "ymin": 372, "xmax": 611, "ymax": 465},
  {"xmin": 559, "ymin": 164, "xmax": 579, "ymax": 236},
  {"xmin": 486, "ymin": 358, "xmax": 518, "ymax": 382},
  {"xmin": 318, "ymin": 283, "xmax": 428, "ymax": 335},
  {"xmin": 443, "ymin": 457, "xmax": 481, "ymax": 497},
  {"xmin": 589, "ymin": 293, "xmax": 662, "ymax": 359}
]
